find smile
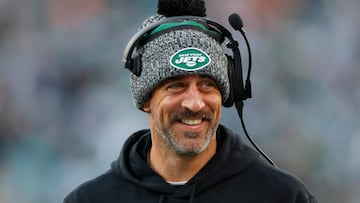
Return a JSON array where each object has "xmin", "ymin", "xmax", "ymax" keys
[{"xmin": 180, "ymin": 118, "xmax": 203, "ymax": 125}]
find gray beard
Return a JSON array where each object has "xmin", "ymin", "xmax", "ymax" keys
[{"xmin": 155, "ymin": 122, "xmax": 217, "ymax": 157}]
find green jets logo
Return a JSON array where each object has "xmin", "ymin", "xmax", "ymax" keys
[{"xmin": 170, "ymin": 48, "xmax": 211, "ymax": 71}]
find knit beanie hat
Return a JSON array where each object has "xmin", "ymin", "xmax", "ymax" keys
[{"xmin": 129, "ymin": 0, "xmax": 230, "ymax": 110}]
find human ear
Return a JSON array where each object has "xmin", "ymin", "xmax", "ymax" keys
[{"xmin": 142, "ymin": 100, "xmax": 151, "ymax": 113}]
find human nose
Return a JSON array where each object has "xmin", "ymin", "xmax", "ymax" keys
[{"xmin": 181, "ymin": 84, "xmax": 205, "ymax": 112}]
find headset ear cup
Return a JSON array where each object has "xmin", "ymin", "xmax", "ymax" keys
[
  {"xmin": 223, "ymin": 54, "xmax": 234, "ymax": 107},
  {"xmin": 132, "ymin": 55, "xmax": 142, "ymax": 77}
]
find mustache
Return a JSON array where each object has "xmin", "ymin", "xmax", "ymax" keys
[{"xmin": 169, "ymin": 109, "xmax": 213, "ymax": 123}]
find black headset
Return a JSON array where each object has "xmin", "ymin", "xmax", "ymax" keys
[{"xmin": 122, "ymin": 13, "xmax": 277, "ymax": 167}]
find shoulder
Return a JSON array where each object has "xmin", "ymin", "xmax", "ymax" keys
[
  {"xmin": 63, "ymin": 170, "xmax": 129, "ymax": 203},
  {"xmin": 217, "ymin": 125, "xmax": 317, "ymax": 202},
  {"xmin": 247, "ymin": 161, "xmax": 317, "ymax": 202}
]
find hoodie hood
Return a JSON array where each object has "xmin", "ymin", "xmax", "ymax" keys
[{"xmin": 111, "ymin": 124, "xmax": 260, "ymax": 201}]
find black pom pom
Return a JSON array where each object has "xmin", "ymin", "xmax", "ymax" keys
[{"xmin": 157, "ymin": 0, "xmax": 206, "ymax": 17}]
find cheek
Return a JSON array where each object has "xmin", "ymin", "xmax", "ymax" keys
[
  {"xmin": 209, "ymin": 94, "xmax": 222, "ymax": 108},
  {"xmin": 150, "ymin": 97, "xmax": 177, "ymax": 122},
  {"xmin": 214, "ymin": 102, "xmax": 222, "ymax": 120},
  {"xmin": 213, "ymin": 95, "xmax": 222, "ymax": 119},
  {"xmin": 156, "ymin": 94, "xmax": 183, "ymax": 110},
  {"xmin": 206, "ymin": 95, "xmax": 222, "ymax": 118}
]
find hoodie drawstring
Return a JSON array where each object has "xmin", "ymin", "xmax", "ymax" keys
[
  {"xmin": 189, "ymin": 184, "xmax": 196, "ymax": 203},
  {"xmin": 158, "ymin": 194, "xmax": 165, "ymax": 203}
]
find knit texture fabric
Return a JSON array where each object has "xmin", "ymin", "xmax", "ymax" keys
[{"xmin": 130, "ymin": 14, "xmax": 230, "ymax": 110}]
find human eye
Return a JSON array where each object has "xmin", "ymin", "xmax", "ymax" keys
[
  {"xmin": 167, "ymin": 82, "xmax": 185, "ymax": 91},
  {"xmin": 200, "ymin": 79, "xmax": 217, "ymax": 90}
]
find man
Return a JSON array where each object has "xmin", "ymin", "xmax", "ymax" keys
[{"xmin": 64, "ymin": 0, "xmax": 317, "ymax": 202}]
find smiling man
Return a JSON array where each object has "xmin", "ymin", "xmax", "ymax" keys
[{"xmin": 63, "ymin": 0, "xmax": 317, "ymax": 202}]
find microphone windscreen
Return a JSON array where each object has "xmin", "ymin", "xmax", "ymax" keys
[{"xmin": 228, "ymin": 13, "xmax": 243, "ymax": 31}]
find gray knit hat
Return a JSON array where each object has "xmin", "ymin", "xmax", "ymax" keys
[{"xmin": 130, "ymin": 14, "xmax": 230, "ymax": 110}]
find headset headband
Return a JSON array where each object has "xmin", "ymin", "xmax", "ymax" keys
[{"xmin": 122, "ymin": 16, "xmax": 235, "ymax": 74}]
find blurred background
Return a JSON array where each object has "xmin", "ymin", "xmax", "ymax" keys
[{"xmin": 0, "ymin": 0, "xmax": 359, "ymax": 202}]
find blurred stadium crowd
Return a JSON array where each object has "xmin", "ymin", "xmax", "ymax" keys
[{"xmin": 0, "ymin": 0, "xmax": 359, "ymax": 202}]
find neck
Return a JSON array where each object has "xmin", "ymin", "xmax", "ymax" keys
[{"xmin": 148, "ymin": 137, "xmax": 217, "ymax": 182}]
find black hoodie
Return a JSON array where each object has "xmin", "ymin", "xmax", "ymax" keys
[{"xmin": 63, "ymin": 125, "xmax": 317, "ymax": 203}]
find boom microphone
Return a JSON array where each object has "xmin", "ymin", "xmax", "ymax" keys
[{"xmin": 228, "ymin": 13, "xmax": 277, "ymax": 167}]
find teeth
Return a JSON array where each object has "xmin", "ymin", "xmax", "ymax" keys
[{"xmin": 181, "ymin": 119, "xmax": 202, "ymax": 125}]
